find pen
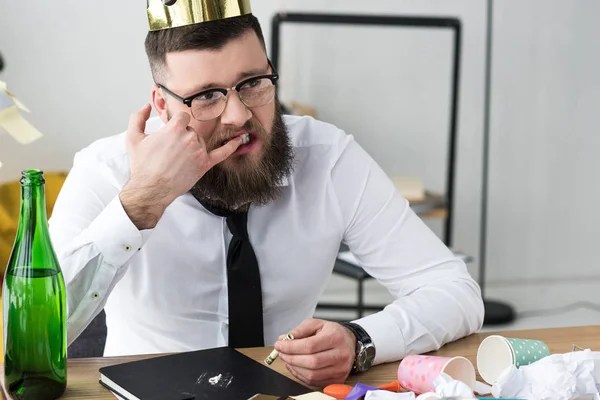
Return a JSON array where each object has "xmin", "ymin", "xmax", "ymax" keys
[{"xmin": 264, "ymin": 333, "xmax": 294, "ymax": 365}]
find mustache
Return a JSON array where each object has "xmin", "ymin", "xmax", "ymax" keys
[{"xmin": 206, "ymin": 119, "xmax": 266, "ymax": 151}]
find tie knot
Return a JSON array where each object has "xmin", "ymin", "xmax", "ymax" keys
[{"xmin": 226, "ymin": 212, "xmax": 249, "ymax": 240}]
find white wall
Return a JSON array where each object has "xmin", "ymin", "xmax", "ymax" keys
[
  {"xmin": 0, "ymin": 1, "xmax": 153, "ymax": 181},
  {"xmin": 484, "ymin": 0, "xmax": 600, "ymax": 313},
  {"xmin": 5, "ymin": 0, "xmax": 599, "ymax": 317}
]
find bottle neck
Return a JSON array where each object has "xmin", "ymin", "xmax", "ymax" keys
[
  {"xmin": 7, "ymin": 171, "xmax": 56, "ymax": 273},
  {"xmin": 18, "ymin": 182, "xmax": 49, "ymax": 237}
]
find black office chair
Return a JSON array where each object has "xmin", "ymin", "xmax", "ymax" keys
[{"xmin": 67, "ymin": 310, "xmax": 107, "ymax": 358}]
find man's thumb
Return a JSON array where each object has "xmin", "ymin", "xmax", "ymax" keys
[{"xmin": 126, "ymin": 104, "xmax": 152, "ymax": 146}]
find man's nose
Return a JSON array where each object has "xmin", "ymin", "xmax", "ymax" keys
[{"xmin": 220, "ymin": 92, "xmax": 252, "ymax": 128}]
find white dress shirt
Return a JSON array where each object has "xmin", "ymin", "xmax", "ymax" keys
[{"xmin": 48, "ymin": 114, "xmax": 484, "ymax": 364}]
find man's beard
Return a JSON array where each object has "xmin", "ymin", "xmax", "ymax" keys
[{"xmin": 185, "ymin": 103, "xmax": 295, "ymax": 211}]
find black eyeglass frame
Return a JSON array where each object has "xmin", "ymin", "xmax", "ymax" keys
[{"xmin": 157, "ymin": 59, "xmax": 279, "ymax": 110}]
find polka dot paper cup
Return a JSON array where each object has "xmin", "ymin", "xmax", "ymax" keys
[
  {"xmin": 397, "ymin": 354, "xmax": 476, "ymax": 395},
  {"xmin": 477, "ymin": 335, "xmax": 551, "ymax": 384}
]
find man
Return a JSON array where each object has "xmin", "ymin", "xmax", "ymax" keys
[{"xmin": 49, "ymin": 0, "xmax": 484, "ymax": 388}]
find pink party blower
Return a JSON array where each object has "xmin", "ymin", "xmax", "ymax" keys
[{"xmin": 397, "ymin": 354, "xmax": 476, "ymax": 394}]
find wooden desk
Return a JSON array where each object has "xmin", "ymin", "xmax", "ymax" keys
[{"xmin": 1, "ymin": 325, "xmax": 599, "ymax": 399}]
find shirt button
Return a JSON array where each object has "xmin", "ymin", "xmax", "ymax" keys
[
  {"xmin": 92, "ymin": 292, "xmax": 100, "ymax": 299},
  {"xmin": 124, "ymin": 245, "xmax": 132, "ymax": 252}
]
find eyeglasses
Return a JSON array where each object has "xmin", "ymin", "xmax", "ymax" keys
[{"xmin": 158, "ymin": 60, "xmax": 279, "ymax": 121}]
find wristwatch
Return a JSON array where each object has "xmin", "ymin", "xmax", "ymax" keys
[{"xmin": 339, "ymin": 322, "xmax": 376, "ymax": 373}]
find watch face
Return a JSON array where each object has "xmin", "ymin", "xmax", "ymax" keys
[{"xmin": 356, "ymin": 344, "xmax": 376, "ymax": 372}]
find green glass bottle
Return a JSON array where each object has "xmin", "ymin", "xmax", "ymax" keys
[{"xmin": 2, "ymin": 169, "xmax": 67, "ymax": 399}]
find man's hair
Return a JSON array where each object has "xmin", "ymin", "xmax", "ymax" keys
[{"xmin": 144, "ymin": 14, "xmax": 266, "ymax": 84}]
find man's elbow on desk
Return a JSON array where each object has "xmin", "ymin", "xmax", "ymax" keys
[
  {"xmin": 406, "ymin": 277, "xmax": 485, "ymax": 352},
  {"xmin": 356, "ymin": 275, "xmax": 484, "ymax": 365}
]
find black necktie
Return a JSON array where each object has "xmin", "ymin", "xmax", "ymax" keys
[{"xmin": 197, "ymin": 199, "xmax": 265, "ymax": 348}]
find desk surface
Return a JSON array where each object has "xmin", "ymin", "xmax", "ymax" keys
[{"xmin": 1, "ymin": 325, "xmax": 599, "ymax": 399}]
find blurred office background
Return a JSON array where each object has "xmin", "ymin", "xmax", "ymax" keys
[{"xmin": 1, "ymin": 0, "xmax": 599, "ymax": 333}]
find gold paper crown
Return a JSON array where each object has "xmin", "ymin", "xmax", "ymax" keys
[{"xmin": 147, "ymin": 0, "xmax": 252, "ymax": 31}]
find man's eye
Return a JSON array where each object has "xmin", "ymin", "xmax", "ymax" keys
[
  {"xmin": 244, "ymin": 79, "xmax": 262, "ymax": 89},
  {"xmin": 198, "ymin": 92, "xmax": 216, "ymax": 101}
]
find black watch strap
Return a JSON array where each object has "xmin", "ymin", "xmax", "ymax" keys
[
  {"xmin": 339, "ymin": 322, "xmax": 376, "ymax": 373},
  {"xmin": 340, "ymin": 322, "xmax": 371, "ymax": 344}
]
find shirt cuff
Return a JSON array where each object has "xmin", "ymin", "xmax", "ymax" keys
[
  {"xmin": 83, "ymin": 195, "xmax": 152, "ymax": 267},
  {"xmin": 354, "ymin": 311, "xmax": 406, "ymax": 365}
]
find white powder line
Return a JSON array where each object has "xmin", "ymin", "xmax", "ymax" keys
[{"xmin": 196, "ymin": 372, "xmax": 208, "ymax": 384}]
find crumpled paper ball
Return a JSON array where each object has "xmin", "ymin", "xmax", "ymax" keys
[
  {"xmin": 425, "ymin": 372, "xmax": 476, "ymax": 399},
  {"xmin": 492, "ymin": 349, "xmax": 600, "ymax": 400}
]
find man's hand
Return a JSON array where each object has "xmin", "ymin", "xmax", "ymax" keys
[
  {"xmin": 274, "ymin": 319, "xmax": 356, "ymax": 387},
  {"xmin": 120, "ymin": 104, "xmax": 244, "ymax": 230}
]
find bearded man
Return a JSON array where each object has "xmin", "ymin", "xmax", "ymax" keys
[{"xmin": 49, "ymin": 0, "xmax": 484, "ymax": 388}]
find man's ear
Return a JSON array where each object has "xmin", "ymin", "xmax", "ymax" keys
[{"xmin": 151, "ymin": 84, "xmax": 169, "ymax": 124}]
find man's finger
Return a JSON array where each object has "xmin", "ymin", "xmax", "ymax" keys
[
  {"xmin": 276, "ymin": 334, "xmax": 333, "ymax": 355},
  {"xmin": 126, "ymin": 104, "xmax": 152, "ymax": 147},
  {"xmin": 285, "ymin": 365, "xmax": 307, "ymax": 387},
  {"xmin": 286, "ymin": 364, "xmax": 341, "ymax": 388},
  {"xmin": 288, "ymin": 319, "xmax": 324, "ymax": 340},
  {"xmin": 165, "ymin": 111, "xmax": 191, "ymax": 133},
  {"xmin": 194, "ymin": 131, "xmax": 207, "ymax": 152},
  {"xmin": 279, "ymin": 349, "xmax": 338, "ymax": 370},
  {"xmin": 207, "ymin": 136, "xmax": 244, "ymax": 166},
  {"xmin": 185, "ymin": 126, "xmax": 202, "ymax": 146}
]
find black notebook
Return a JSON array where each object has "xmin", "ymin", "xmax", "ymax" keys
[{"xmin": 98, "ymin": 346, "xmax": 312, "ymax": 400}]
